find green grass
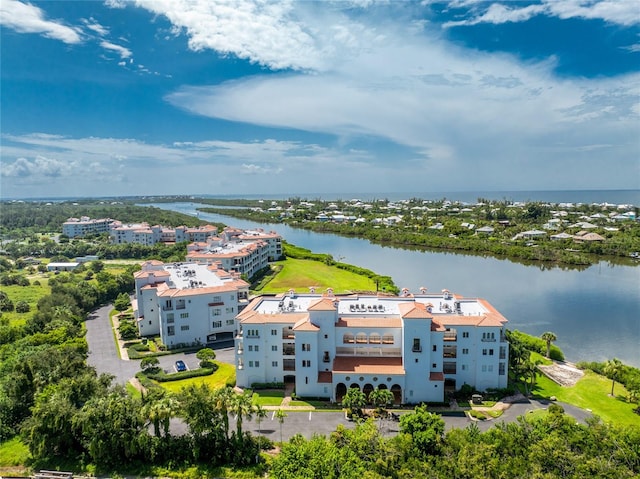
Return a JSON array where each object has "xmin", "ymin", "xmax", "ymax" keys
[
  {"xmin": 253, "ymin": 390, "xmax": 284, "ymax": 406},
  {"xmin": 157, "ymin": 362, "xmax": 236, "ymax": 393},
  {"xmin": 258, "ymin": 258, "xmax": 377, "ymax": 294},
  {"xmin": 0, "ymin": 437, "xmax": 30, "ymax": 467},
  {"xmin": 531, "ymin": 370, "xmax": 640, "ymax": 426},
  {"xmin": 0, "ymin": 280, "xmax": 50, "ymax": 326}
]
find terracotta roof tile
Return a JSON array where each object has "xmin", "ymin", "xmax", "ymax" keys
[
  {"xmin": 333, "ymin": 356, "xmax": 405, "ymax": 375},
  {"xmin": 318, "ymin": 372, "xmax": 333, "ymax": 383}
]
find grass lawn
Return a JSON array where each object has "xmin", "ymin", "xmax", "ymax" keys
[
  {"xmin": 252, "ymin": 390, "xmax": 284, "ymax": 406},
  {"xmin": 157, "ymin": 362, "xmax": 236, "ymax": 393},
  {"xmin": 0, "ymin": 437, "xmax": 30, "ymax": 467},
  {"xmin": 258, "ymin": 258, "xmax": 377, "ymax": 294},
  {"xmin": 531, "ymin": 370, "xmax": 640, "ymax": 426},
  {"xmin": 0, "ymin": 281, "xmax": 50, "ymax": 326}
]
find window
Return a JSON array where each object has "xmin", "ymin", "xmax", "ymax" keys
[
  {"xmin": 167, "ymin": 326, "xmax": 175, "ymax": 336},
  {"xmin": 343, "ymin": 333, "xmax": 355, "ymax": 344},
  {"xmin": 255, "ymin": 345, "xmax": 259, "ymax": 352},
  {"xmin": 181, "ymin": 325, "xmax": 189, "ymax": 331},
  {"xmin": 488, "ymin": 365, "xmax": 493, "ymax": 372},
  {"xmin": 213, "ymin": 309, "xmax": 222, "ymax": 316},
  {"xmin": 489, "ymin": 349, "xmax": 494, "ymax": 356},
  {"xmin": 323, "ymin": 351, "xmax": 330, "ymax": 362},
  {"xmin": 302, "ymin": 360, "xmax": 311, "ymax": 367},
  {"xmin": 213, "ymin": 296, "xmax": 221, "ymax": 303},
  {"xmin": 226, "ymin": 319, "xmax": 234, "ymax": 325},
  {"xmin": 271, "ymin": 329, "xmax": 277, "ymax": 336},
  {"xmin": 272, "ymin": 345, "xmax": 278, "ymax": 352},
  {"xmin": 432, "ymin": 345, "xmax": 437, "ymax": 352},
  {"xmin": 166, "ymin": 313, "xmax": 174, "ymax": 323},
  {"xmin": 462, "ymin": 348, "xmax": 469, "ymax": 355},
  {"xmin": 382, "ymin": 334, "xmax": 394, "ymax": 344},
  {"xmin": 461, "ymin": 364, "xmax": 467, "ymax": 371},
  {"xmin": 272, "ymin": 361, "xmax": 278, "ymax": 367},
  {"xmin": 413, "ymin": 338, "xmax": 421, "ymax": 352},
  {"xmin": 482, "ymin": 349, "xmax": 488, "ymax": 356},
  {"xmin": 462, "ymin": 331, "xmax": 469, "ymax": 338},
  {"xmin": 249, "ymin": 361, "xmax": 253, "ymax": 367},
  {"xmin": 212, "ymin": 321, "xmax": 222, "ymax": 329},
  {"xmin": 180, "ymin": 312, "xmax": 189, "ymax": 319},
  {"xmin": 226, "ymin": 307, "xmax": 234, "ymax": 314},
  {"xmin": 302, "ymin": 343, "xmax": 311, "ymax": 352},
  {"xmin": 248, "ymin": 345, "xmax": 253, "ymax": 352},
  {"xmin": 499, "ymin": 363, "xmax": 506, "ymax": 376},
  {"xmin": 482, "ymin": 365, "xmax": 487, "ymax": 372}
]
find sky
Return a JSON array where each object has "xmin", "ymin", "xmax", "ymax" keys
[{"xmin": 1, "ymin": 0, "xmax": 639, "ymax": 199}]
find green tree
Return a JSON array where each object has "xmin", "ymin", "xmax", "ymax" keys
[
  {"xmin": 211, "ymin": 386, "xmax": 234, "ymax": 441},
  {"xmin": 275, "ymin": 409, "xmax": 287, "ymax": 444},
  {"xmin": 114, "ymin": 292, "xmax": 131, "ymax": 311},
  {"xmin": 369, "ymin": 387, "xmax": 394, "ymax": 416},
  {"xmin": 541, "ymin": 331, "xmax": 557, "ymax": 358},
  {"xmin": 604, "ymin": 358, "xmax": 623, "ymax": 396},
  {"xmin": 142, "ymin": 391, "xmax": 179, "ymax": 438},
  {"xmin": 342, "ymin": 387, "xmax": 366, "ymax": 419},
  {"xmin": 15, "ymin": 300, "xmax": 30, "ymax": 313},
  {"xmin": 196, "ymin": 347, "xmax": 216, "ymax": 368},
  {"xmin": 140, "ymin": 356, "xmax": 160, "ymax": 372},
  {"xmin": 398, "ymin": 404, "xmax": 445, "ymax": 457},
  {"xmin": 231, "ymin": 390, "xmax": 255, "ymax": 439}
]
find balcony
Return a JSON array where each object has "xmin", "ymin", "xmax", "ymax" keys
[
  {"xmin": 335, "ymin": 346, "xmax": 402, "ymax": 357},
  {"xmin": 282, "ymin": 345, "xmax": 296, "ymax": 356},
  {"xmin": 481, "ymin": 337, "xmax": 496, "ymax": 342},
  {"xmin": 282, "ymin": 333, "xmax": 295, "ymax": 340},
  {"xmin": 443, "ymin": 332, "xmax": 457, "ymax": 341},
  {"xmin": 443, "ymin": 347, "xmax": 457, "ymax": 358},
  {"xmin": 283, "ymin": 359, "xmax": 295, "ymax": 371}
]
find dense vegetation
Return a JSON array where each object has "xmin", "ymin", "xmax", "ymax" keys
[
  {"xmin": 271, "ymin": 410, "xmax": 640, "ymax": 479},
  {"xmin": 193, "ymin": 196, "xmax": 640, "ymax": 267}
]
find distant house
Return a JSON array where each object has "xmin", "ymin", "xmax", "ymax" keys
[
  {"xmin": 513, "ymin": 230, "xmax": 546, "ymax": 240},
  {"xmin": 47, "ymin": 262, "xmax": 80, "ymax": 272},
  {"xmin": 550, "ymin": 232, "xmax": 574, "ymax": 241},
  {"xmin": 476, "ymin": 226, "xmax": 495, "ymax": 235},
  {"xmin": 573, "ymin": 231, "xmax": 605, "ymax": 242}
]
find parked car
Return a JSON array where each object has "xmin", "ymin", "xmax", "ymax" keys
[{"xmin": 175, "ymin": 360, "xmax": 187, "ymax": 372}]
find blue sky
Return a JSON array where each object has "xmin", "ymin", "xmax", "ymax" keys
[{"xmin": 1, "ymin": 0, "xmax": 638, "ymax": 199}]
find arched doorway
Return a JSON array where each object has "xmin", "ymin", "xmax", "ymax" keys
[
  {"xmin": 336, "ymin": 383, "xmax": 347, "ymax": 403},
  {"xmin": 363, "ymin": 383, "xmax": 374, "ymax": 401},
  {"xmin": 349, "ymin": 383, "xmax": 360, "ymax": 391},
  {"xmin": 391, "ymin": 384, "xmax": 402, "ymax": 404},
  {"xmin": 444, "ymin": 378, "xmax": 456, "ymax": 395}
]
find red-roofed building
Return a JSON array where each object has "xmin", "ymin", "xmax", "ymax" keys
[{"xmin": 235, "ymin": 289, "xmax": 509, "ymax": 403}]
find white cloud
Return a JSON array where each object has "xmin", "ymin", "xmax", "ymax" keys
[
  {"xmin": 0, "ymin": 0, "xmax": 83, "ymax": 44},
  {"xmin": 444, "ymin": 0, "xmax": 640, "ymax": 28},
  {"xmin": 100, "ymin": 40, "xmax": 133, "ymax": 59},
  {"xmin": 1, "ymin": 155, "xmax": 75, "ymax": 178},
  {"xmin": 83, "ymin": 18, "xmax": 109, "ymax": 36},
  {"xmin": 133, "ymin": 0, "xmax": 383, "ymax": 71}
]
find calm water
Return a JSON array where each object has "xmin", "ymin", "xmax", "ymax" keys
[{"xmin": 149, "ymin": 202, "xmax": 640, "ymax": 367}]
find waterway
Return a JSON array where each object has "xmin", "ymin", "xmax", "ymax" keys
[{"xmin": 149, "ymin": 202, "xmax": 640, "ymax": 368}]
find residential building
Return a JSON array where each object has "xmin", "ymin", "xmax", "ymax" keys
[
  {"xmin": 235, "ymin": 289, "xmax": 509, "ymax": 404},
  {"xmin": 133, "ymin": 260, "xmax": 249, "ymax": 348},
  {"xmin": 110, "ymin": 222, "xmax": 218, "ymax": 245},
  {"xmin": 62, "ymin": 216, "xmax": 114, "ymax": 238},
  {"xmin": 186, "ymin": 228, "xmax": 282, "ymax": 278}
]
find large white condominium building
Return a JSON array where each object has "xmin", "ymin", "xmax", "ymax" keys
[
  {"xmin": 186, "ymin": 227, "xmax": 283, "ymax": 278},
  {"xmin": 62, "ymin": 216, "xmax": 114, "ymax": 238},
  {"xmin": 235, "ymin": 289, "xmax": 509, "ymax": 404},
  {"xmin": 133, "ymin": 260, "xmax": 250, "ymax": 349},
  {"xmin": 110, "ymin": 222, "xmax": 218, "ymax": 246}
]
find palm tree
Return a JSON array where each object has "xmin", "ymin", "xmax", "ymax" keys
[
  {"xmin": 275, "ymin": 409, "xmax": 287, "ymax": 444},
  {"xmin": 211, "ymin": 386, "xmax": 234, "ymax": 440},
  {"xmin": 604, "ymin": 358, "xmax": 623, "ymax": 396},
  {"xmin": 254, "ymin": 404, "xmax": 267, "ymax": 463},
  {"xmin": 231, "ymin": 390, "xmax": 255, "ymax": 439},
  {"xmin": 522, "ymin": 359, "xmax": 541, "ymax": 396},
  {"xmin": 541, "ymin": 331, "xmax": 557, "ymax": 358}
]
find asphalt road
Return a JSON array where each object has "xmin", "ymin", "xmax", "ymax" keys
[{"xmin": 85, "ymin": 303, "xmax": 594, "ymax": 440}]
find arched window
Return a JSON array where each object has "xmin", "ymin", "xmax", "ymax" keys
[
  {"xmin": 369, "ymin": 332, "xmax": 381, "ymax": 344},
  {"xmin": 343, "ymin": 333, "xmax": 355, "ymax": 344},
  {"xmin": 356, "ymin": 332, "xmax": 368, "ymax": 344},
  {"xmin": 382, "ymin": 333, "xmax": 394, "ymax": 344}
]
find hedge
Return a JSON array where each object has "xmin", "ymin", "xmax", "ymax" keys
[{"xmin": 137, "ymin": 365, "xmax": 216, "ymax": 383}]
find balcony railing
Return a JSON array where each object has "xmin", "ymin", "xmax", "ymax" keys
[
  {"xmin": 335, "ymin": 346, "xmax": 402, "ymax": 357},
  {"xmin": 481, "ymin": 337, "xmax": 496, "ymax": 342},
  {"xmin": 443, "ymin": 332, "xmax": 457, "ymax": 341}
]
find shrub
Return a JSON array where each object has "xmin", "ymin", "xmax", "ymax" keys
[
  {"xmin": 15, "ymin": 301, "xmax": 30, "ymax": 313},
  {"xmin": 144, "ymin": 365, "xmax": 217, "ymax": 382},
  {"xmin": 251, "ymin": 382, "xmax": 285, "ymax": 390}
]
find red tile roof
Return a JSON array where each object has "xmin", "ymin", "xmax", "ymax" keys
[{"xmin": 333, "ymin": 356, "xmax": 405, "ymax": 375}]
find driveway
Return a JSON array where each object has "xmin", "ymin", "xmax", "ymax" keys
[{"xmin": 85, "ymin": 304, "xmax": 236, "ymax": 385}]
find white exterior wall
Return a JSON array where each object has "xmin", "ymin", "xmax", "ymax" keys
[
  {"xmin": 137, "ymin": 287, "xmax": 161, "ymax": 336},
  {"xmin": 402, "ymin": 318, "xmax": 441, "ymax": 403}
]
